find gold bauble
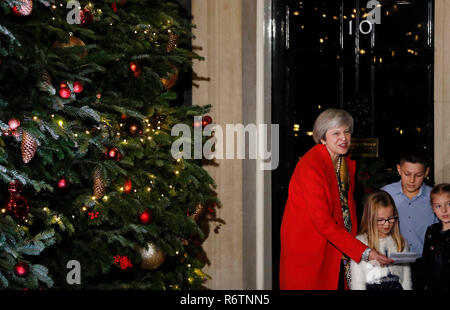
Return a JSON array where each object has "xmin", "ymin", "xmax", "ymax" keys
[
  {"xmin": 52, "ymin": 36, "xmax": 88, "ymax": 58},
  {"xmin": 140, "ymin": 241, "xmax": 165, "ymax": 270},
  {"xmin": 160, "ymin": 66, "xmax": 178, "ymax": 89}
]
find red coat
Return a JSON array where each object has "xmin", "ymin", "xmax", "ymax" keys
[{"xmin": 280, "ymin": 144, "xmax": 367, "ymax": 290}]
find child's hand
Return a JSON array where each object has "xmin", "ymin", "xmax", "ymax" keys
[{"xmin": 368, "ymin": 249, "xmax": 395, "ymax": 266}]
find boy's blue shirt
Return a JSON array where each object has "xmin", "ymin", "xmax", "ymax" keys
[{"xmin": 382, "ymin": 181, "xmax": 439, "ymax": 257}]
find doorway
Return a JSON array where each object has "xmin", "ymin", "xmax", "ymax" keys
[{"xmin": 271, "ymin": 0, "xmax": 434, "ymax": 289}]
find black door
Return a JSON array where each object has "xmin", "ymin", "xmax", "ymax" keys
[{"xmin": 272, "ymin": 0, "xmax": 434, "ymax": 289}]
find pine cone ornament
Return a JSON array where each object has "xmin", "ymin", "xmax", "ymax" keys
[
  {"xmin": 38, "ymin": 70, "xmax": 55, "ymax": 94},
  {"xmin": 167, "ymin": 33, "xmax": 178, "ymax": 53},
  {"xmin": 41, "ymin": 70, "xmax": 52, "ymax": 86},
  {"xmin": 93, "ymin": 167, "xmax": 106, "ymax": 199},
  {"xmin": 21, "ymin": 131, "xmax": 37, "ymax": 163}
]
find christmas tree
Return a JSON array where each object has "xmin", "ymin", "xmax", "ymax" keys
[{"xmin": 0, "ymin": 0, "xmax": 219, "ymax": 289}]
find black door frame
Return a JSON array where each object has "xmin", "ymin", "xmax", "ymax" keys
[{"xmin": 271, "ymin": 0, "xmax": 435, "ymax": 290}]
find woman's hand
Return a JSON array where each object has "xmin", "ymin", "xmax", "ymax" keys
[{"xmin": 368, "ymin": 249, "xmax": 394, "ymax": 266}]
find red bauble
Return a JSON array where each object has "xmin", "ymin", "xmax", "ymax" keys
[
  {"xmin": 129, "ymin": 124, "xmax": 138, "ymax": 135},
  {"xmin": 108, "ymin": 147, "xmax": 118, "ymax": 159},
  {"xmin": 58, "ymin": 178, "xmax": 69, "ymax": 189},
  {"xmin": 133, "ymin": 69, "xmax": 142, "ymax": 78},
  {"xmin": 129, "ymin": 61, "xmax": 142, "ymax": 78},
  {"xmin": 127, "ymin": 120, "xmax": 142, "ymax": 136},
  {"xmin": 59, "ymin": 82, "xmax": 68, "ymax": 89},
  {"xmin": 8, "ymin": 180, "xmax": 23, "ymax": 194},
  {"xmin": 202, "ymin": 116, "xmax": 212, "ymax": 127},
  {"xmin": 123, "ymin": 179, "xmax": 132, "ymax": 194},
  {"xmin": 59, "ymin": 86, "xmax": 71, "ymax": 98},
  {"xmin": 8, "ymin": 118, "xmax": 20, "ymax": 130},
  {"xmin": 11, "ymin": 1, "xmax": 32, "ymax": 16},
  {"xmin": 208, "ymin": 203, "xmax": 217, "ymax": 214},
  {"xmin": 14, "ymin": 262, "xmax": 30, "ymax": 277},
  {"xmin": 73, "ymin": 81, "xmax": 84, "ymax": 93},
  {"xmin": 5, "ymin": 195, "xmax": 30, "ymax": 220},
  {"xmin": 129, "ymin": 62, "xmax": 138, "ymax": 72},
  {"xmin": 80, "ymin": 8, "xmax": 94, "ymax": 25},
  {"xmin": 139, "ymin": 209, "xmax": 152, "ymax": 224},
  {"xmin": 12, "ymin": 6, "xmax": 21, "ymax": 15},
  {"xmin": 114, "ymin": 151, "xmax": 123, "ymax": 162}
]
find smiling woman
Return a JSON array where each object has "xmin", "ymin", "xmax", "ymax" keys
[{"xmin": 279, "ymin": 108, "xmax": 393, "ymax": 290}]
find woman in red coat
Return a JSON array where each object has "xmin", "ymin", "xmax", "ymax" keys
[{"xmin": 280, "ymin": 108, "xmax": 393, "ymax": 290}]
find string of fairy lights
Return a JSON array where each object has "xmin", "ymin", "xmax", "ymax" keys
[
  {"xmin": 2, "ymin": 105, "xmax": 190, "ymax": 226},
  {"xmin": 48, "ymin": 1, "xmax": 177, "ymax": 45},
  {"xmin": 36, "ymin": 1, "xmax": 185, "ymax": 193}
]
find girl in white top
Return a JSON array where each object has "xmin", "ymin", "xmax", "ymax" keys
[{"xmin": 350, "ymin": 190, "xmax": 412, "ymax": 290}]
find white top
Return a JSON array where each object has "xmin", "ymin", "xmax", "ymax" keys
[{"xmin": 349, "ymin": 234, "xmax": 413, "ymax": 290}]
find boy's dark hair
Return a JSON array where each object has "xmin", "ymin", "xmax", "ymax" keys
[
  {"xmin": 430, "ymin": 183, "xmax": 450, "ymax": 201},
  {"xmin": 398, "ymin": 148, "xmax": 429, "ymax": 168}
]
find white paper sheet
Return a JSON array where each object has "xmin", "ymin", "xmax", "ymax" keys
[{"xmin": 389, "ymin": 252, "xmax": 421, "ymax": 264}]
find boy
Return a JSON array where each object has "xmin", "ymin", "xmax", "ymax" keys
[
  {"xmin": 381, "ymin": 151, "xmax": 438, "ymax": 288},
  {"xmin": 382, "ymin": 152, "xmax": 438, "ymax": 255}
]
